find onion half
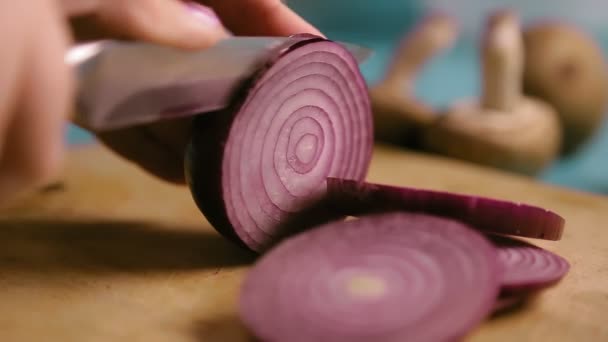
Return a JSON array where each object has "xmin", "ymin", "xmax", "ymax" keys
[
  {"xmin": 239, "ymin": 212, "xmax": 502, "ymax": 342},
  {"xmin": 185, "ymin": 35, "xmax": 373, "ymax": 252}
]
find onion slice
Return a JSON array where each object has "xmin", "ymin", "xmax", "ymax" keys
[
  {"xmin": 326, "ymin": 177, "xmax": 565, "ymax": 240},
  {"xmin": 185, "ymin": 35, "xmax": 373, "ymax": 252},
  {"xmin": 239, "ymin": 212, "xmax": 502, "ymax": 342},
  {"xmin": 489, "ymin": 235, "xmax": 570, "ymax": 294}
]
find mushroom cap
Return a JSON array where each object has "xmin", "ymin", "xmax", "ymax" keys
[
  {"xmin": 370, "ymin": 84, "xmax": 436, "ymax": 147},
  {"xmin": 523, "ymin": 22, "xmax": 608, "ymax": 154},
  {"xmin": 422, "ymin": 96, "xmax": 561, "ymax": 175}
]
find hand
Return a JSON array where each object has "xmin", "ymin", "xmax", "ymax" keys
[
  {"xmin": 0, "ymin": 0, "xmax": 321, "ymax": 207},
  {"xmin": 0, "ymin": 0, "xmax": 73, "ymax": 207},
  {"xmin": 67, "ymin": 0, "xmax": 323, "ymax": 184}
]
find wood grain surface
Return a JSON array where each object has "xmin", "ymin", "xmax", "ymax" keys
[{"xmin": 0, "ymin": 142, "xmax": 606, "ymax": 342}]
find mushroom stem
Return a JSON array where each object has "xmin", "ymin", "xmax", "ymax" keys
[
  {"xmin": 380, "ymin": 12, "xmax": 457, "ymax": 95},
  {"xmin": 481, "ymin": 10, "xmax": 524, "ymax": 112}
]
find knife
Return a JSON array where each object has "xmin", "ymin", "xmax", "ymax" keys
[{"xmin": 66, "ymin": 36, "xmax": 372, "ymax": 131}]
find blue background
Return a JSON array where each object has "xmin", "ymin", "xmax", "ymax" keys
[{"xmin": 66, "ymin": 0, "xmax": 608, "ymax": 195}]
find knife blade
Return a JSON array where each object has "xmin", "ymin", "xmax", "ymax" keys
[{"xmin": 67, "ymin": 36, "xmax": 372, "ymax": 131}]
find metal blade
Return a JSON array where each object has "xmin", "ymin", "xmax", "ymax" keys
[
  {"xmin": 66, "ymin": 36, "xmax": 372, "ymax": 68},
  {"xmin": 68, "ymin": 37, "xmax": 373, "ymax": 131}
]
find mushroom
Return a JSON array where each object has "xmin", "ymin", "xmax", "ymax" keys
[
  {"xmin": 522, "ymin": 21, "xmax": 608, "ymax": 155},
  {"xmin": 370, "ymin": 12, "xmax": 458, "ymax": 148},
  {"xmin": 422, "ymin": 10, "xmax": 561, "ymax": 175}
]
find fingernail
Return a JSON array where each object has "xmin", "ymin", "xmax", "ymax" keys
[{"xmin": 185, "ymin": 2, "xmax": 221, "ymax": 27}]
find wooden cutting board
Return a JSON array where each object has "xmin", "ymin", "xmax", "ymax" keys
[{"xmin": 0, "ymin": 142, "xmax": 606, "ymax": 342}]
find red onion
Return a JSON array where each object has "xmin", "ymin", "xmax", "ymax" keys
[
  {"xmin": 488, "ymin": 235, "xmax": 570, "ymax": 294},
  {"xmin": 185, "ymin": 35, "xmax": 373, "ymax": 252},
  {"xmin": 239, "ymin": 212, "xmax": 502, "ymax": 342},
  {"xmin": 326, "ymin": 177, "xmax": 565, "ymax": 240},
  {"xmin": 184, "ymin": 34, "xmax": 566, "ymax": 252},
  {"xmin": 180, "ymin": 33, "xmax": 570, "ymax": 341}
]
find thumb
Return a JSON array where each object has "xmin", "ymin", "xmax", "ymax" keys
[{"xmin": 69, "ymin": 0, "xmax": 229, "ymax": 50}]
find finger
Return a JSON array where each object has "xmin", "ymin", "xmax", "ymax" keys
[
  {"xmin": 0, "ymin": 0, "xmax": 73, "ymax": 205},
  {"xmin": 69, "ymin": 0, "xmax": 228, "ymax": 50},
  {"xmin": 200, "ymin": 0, "xmax": 323, "ymax": 36},
  {"xmin": 97, "ymin": 117, "xmax": 193, "ymax": 184},
  {"xmin": 58, "ymin": 0, "xmax": 99, "ymax": 16},
  {"xmin": 0, "ymin": 2, "xmax": 28, "ymax": 151}
]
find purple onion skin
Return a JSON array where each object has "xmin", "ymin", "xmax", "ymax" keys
[
  {"xmin": 185, "ymin": 105, "xmax": 245, "ymax": 248},
  {"xmin": 185, "ymin": 35, "xmax": 373, "ymax": 252}
]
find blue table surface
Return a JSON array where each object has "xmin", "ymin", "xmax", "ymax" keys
[{"xmin": 65, "ymin": 3, "xmax": 608, "ymax": 195}]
